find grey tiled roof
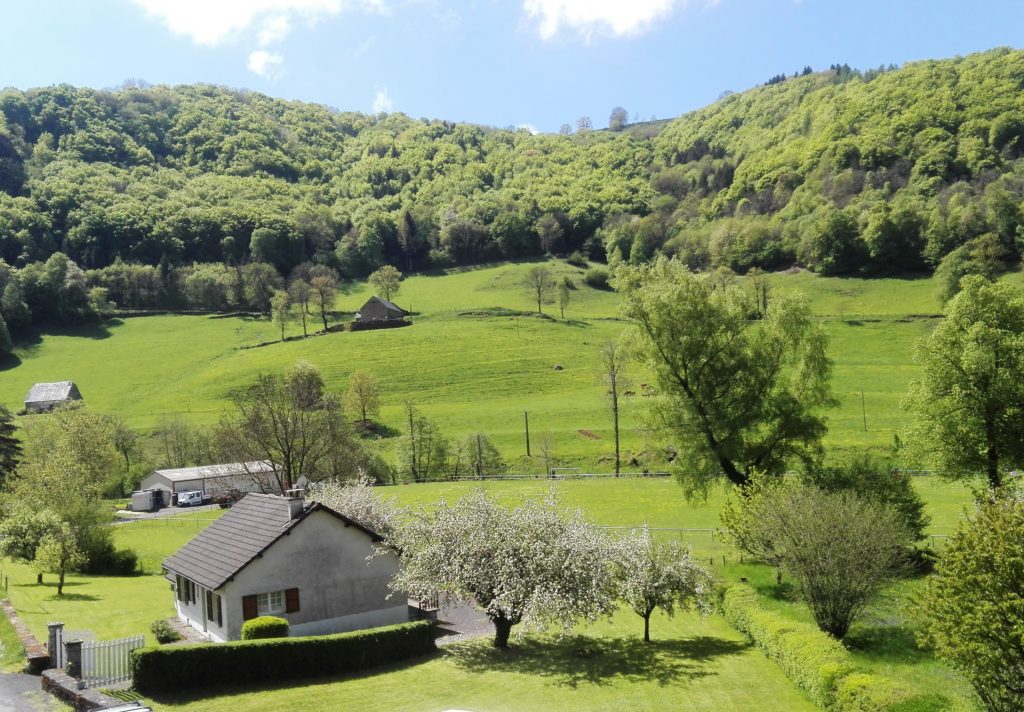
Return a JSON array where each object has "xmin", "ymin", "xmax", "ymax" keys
[
  {"xmin": 150, "ymin": 461, "xmax": 276, "ymax": 483},
  {"xmin": 25, "ymin": 381, "xmax": 78, "ymax": 403},
  {"xmin": 163, "ymin": 493, "xmax": 383, "ymax": 590}
]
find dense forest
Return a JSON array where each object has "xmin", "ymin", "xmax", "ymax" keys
[{"xmin": 1, "ymin": 47, "xmax": 1024, "ymax": 346}]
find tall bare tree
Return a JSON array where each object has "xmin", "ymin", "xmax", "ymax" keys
[
  {"xmin": 524, "ymin": 266, "xmax": 555, "ymax": 315},
  {"xmin": 216, "ymin": 362, "xmax": 354, "ymax": 493},
  {"xmin": 345, "ymin": 370, "xmax": 381, "ymax": 424},
  {"xmin": 309, "ymin": 271, "xmax": 338, "ymax": 332},
  {"xmin": 600, "ymin": 340, "xmax": 630, "ymax": 475}
]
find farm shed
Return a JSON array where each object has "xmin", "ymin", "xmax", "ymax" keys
[
  {"xmin": 163, "ymin": 491, "xmax": 407, "ymax": 641},
  {"xmin": 139, "ymin": 461, "xmax": 279, "ymax": 506},
  {"xmin": 356, "ymin": 296, "xmax": 406, "ymax": 323},
  {"xmin": 24, "ymin": 381, "xmax": 82, "ymax": 413}
]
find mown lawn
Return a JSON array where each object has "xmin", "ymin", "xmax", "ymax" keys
[
  {"xmin": 1, "ymin": 513, "xmax": 222, "ymax": 646},
  {"xmin": 152, "ymin": 609, "xmax": 818, "ymax": 712}
]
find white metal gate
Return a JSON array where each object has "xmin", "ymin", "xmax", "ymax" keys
[{"xmin": 81, "ymin": 634, "xmax": 144, "ymax": 687}]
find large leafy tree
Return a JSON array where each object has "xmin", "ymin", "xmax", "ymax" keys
[
  {"xmin": 921, "ymin": 494, "xmax": 1024, "ymax": 712},
  {"xmin": 903, "ymin": 276, "xmax": 1024, "ymax": 489},
  {"xmin": 391, "ymin": 490, "xmax": 615, "ymax": 648},
  {"xmin": 367, "ymin": 265, "xmax": 402, "ymax": 302},
  {"xmin": 618, "ymin": 258, "xmax": 834, "ymax": 488}
]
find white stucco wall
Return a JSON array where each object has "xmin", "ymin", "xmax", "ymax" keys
[{"xmin": 220, "ymin": 510, "xmax": 404, "ymax": 640}]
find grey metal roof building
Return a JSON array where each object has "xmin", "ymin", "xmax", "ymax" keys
[
  {"xmin": 163, "ymin": 493, "xmax": 382, "ymax": 590},
  {"xmin": 24, "ymin": 381, "xmax": 82, "ymax": 413}
]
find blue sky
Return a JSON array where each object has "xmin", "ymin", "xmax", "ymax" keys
[{"xmin": 3, "ymin": 1, "xmax": 1022, "ymax": 133}]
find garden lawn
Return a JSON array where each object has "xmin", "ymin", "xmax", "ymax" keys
[
  {"xmin": 151, "ymin": 607, "xmax": 817, "ymax": 712},
  {"xmin": 1, "ymin": 513, "xmax": 223, "ymax": 646}
]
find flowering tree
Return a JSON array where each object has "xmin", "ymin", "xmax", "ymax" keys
[
  {"xmin": 390, "ymin": 489, "xmax": 616, "ymax": 647},
  {"xmin": 614, "ymin": 527, "xmax": 713, "ymax": 642},
  {"xmin": 307, "ymin": 477, "xmax": 405, "ymax": 539}
]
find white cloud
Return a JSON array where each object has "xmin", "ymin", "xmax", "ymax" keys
[
  {"xmin": 523, "ymin": 0, "xmax": 689, "ymax": 39},
  {"xmin": 373, "ymin": 87, "xmax": 393, "ymax": 113},
  {"xmin": 516, "ymin": 123, "xmax": 540, "ymax": 135},
  {"xmin": 247, "ymin": 50, "xmax": 285, "ymax": 78},
  {"xmin": 128, "ymin": 0, "xmax": 385, "ymax": 46}
]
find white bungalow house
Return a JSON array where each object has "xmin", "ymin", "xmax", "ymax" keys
[{"xmin": 162, "ymin": 491, "xmax": 407, "ymax": 642}]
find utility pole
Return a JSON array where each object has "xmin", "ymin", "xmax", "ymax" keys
[
  {"xmin": 476, "ymin": 434, "xmax": 483, "ymax": 478},
  {"xmin": 524, "ymin": 410, "xmax": 531, "ymax": 456}
]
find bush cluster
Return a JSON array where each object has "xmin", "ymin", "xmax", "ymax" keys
[
  {"xmin": 149, "ymin": 619, "xmax": 181, "ymax": 645},
  {"xmin": 81, "ymin": 545, "xmax": 138, "ymax": 576},
  {"xmin": 240, "ymin": 616, "xmax": 289, "ymax": 640},
  {"xmin": 131, "ymin": 620, "xmax": 435, "ymax": 695},
  {"xmin": 721, "ymin": 584, "xmax": 933, "ymax": 711},
  {"xmin": 584, "ymin": 267, "xmax": 611, "ymax": 290}
]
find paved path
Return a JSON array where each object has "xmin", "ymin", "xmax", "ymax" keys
[
  {"xmin": 434, "ymin": 602, "xmax": 492, "ymax": 646},
  {"xmin": 0, "ymin": 672, "xmax": 61, "ymax": 711}
]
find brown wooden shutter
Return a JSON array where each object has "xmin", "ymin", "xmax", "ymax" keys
[
  {"xmin": 242, "ymin": 594, "xmax": 258, "ymax": 620},
  {"xmin": 285, "ymin": 588, "xmax": 300, "ymax": 613},
  {"xmin": 216, "ymin": 594, "xmax": 223, "ymax": 626}
]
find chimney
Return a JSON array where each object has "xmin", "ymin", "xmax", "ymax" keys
[{"xmin": 285, "ymin": 488, "xmax": 305, "ymax": 520}]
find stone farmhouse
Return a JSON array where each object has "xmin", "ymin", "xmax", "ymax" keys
[{"xmin": 356, "ymin": 296, "xmax": 406, "ymax": 324}]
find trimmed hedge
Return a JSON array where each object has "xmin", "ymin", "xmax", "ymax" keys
[
  {"xmin": 131, "ymin": 620, "xmax": 435, "ymax": 695},
  {"xmin": 241, "ymin": 616, "xmax": 289, "ymax": 640},
  {"xmin": 721, "ymin": 585, "xmax": 930, "ymax": 711}
]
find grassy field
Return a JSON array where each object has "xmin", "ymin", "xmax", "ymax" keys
[{"xmin": 1, "ymin": 260, "xmax": 997, "ymax": 469}]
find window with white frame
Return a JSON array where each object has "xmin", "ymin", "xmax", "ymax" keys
[{"xmin": 257, "ymin": 590, "xmax": 284, "ymax": 616}]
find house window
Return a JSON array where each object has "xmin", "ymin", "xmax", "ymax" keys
[
  {"xmin": 206, "ymin": 591, "xmax": 223, "ymax": 627},
  {"xmin": 257, "ymin": 591, "xmax": 284, "ymax": 616}
]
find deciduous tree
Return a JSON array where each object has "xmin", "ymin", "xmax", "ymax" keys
[
  {"xmin": 903, "ymin": 276, "xmax": 1024, "ymax": 489},
  {"xmin": 617, "ymin": 258, "xmax": 834, "ymax": 490},
  {"xmin": 345, "ymin": 370, "xmax": 381, "ymax": 424},
  {"xmin": 270, "ymin": 289, "xmax": 292, "ymax": 342},
  {"xmin": 921, "ymin": 493, "xmax": 1024, "ymax": 712},
  {"xmin": 0, "ymin": 405, "xmax": 20, "ymax": 485},
  {"xmin": 614, "ymin": 527, "xmax": 712, "ymax": 642},
  {"xmin": 309, "ymin": 269, "xmax": 339, "ymax": 332},
  {"xmin": 368, "ymin": 265, "xmax": 402, "ymax": 302},
  {"xmin": 390, "ymin": 490, "xmax": 616, "ymax": 647},
  {"xmin": 599, "ymin": 340, "xmax": 629, "ymax": 476},
  {"xmin": 524, "ymin": 266, "xmax": 555, "ymax": 315}
]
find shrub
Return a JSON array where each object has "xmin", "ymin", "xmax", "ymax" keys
[
  {"xmin": 82, "ymin": 545, "xmax": 138, "ymax": 575},
  {"xmin": 241, "ymin": 616, "xmax": 289, "ymax": 640},
  {"xmin": 131, "ymin": 621, "xmax": 435, "ymax": 695},
  {"xmin": 566, "ymin": 251, "xmax": 588, "ymax": 268},
  {"xmin": 584, "ymin": 267, "xmax": 611, "ymax": 290},
  {"xmin": 722, "ymin": 584, "xmax": 926, "ymax": 711},
  {"xmin": 722, "ymin": 585, "xmax": 852, "ymax": 707},
  {"xmin": 921, "ymin": 495, "xmax": 1024, "ymax": 712},
  {"xmin": 150, "ymin": 619, "xmax": 181, "ymax": 645}
]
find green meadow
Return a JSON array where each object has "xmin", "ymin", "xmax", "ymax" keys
[{"xmin": 4, "ymin": 260, "xmax": 1007, "ymax": 470}]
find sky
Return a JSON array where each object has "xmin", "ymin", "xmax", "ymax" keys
[{"xmin": 2, "ymin": 0, "xmax": 1023, "ymax": 133}]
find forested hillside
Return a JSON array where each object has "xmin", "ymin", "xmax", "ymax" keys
[{"xmin": 1, "ymin": 47, "xmax": 1023, "ymax": 346}]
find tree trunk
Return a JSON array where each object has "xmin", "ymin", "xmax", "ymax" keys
[
  {"xmin": 612, "ymin": 392, "xmax": 621, "ymax": 476},
  {"xmin": 492, "ymin": 616, "xmax": 514, "ymax": 648},
  {"xmin": 986, "ymin": 417, "xmax": 1002, "ymax": 490},
  {"xmin": 321, "ymin": 305, "xmax": 328, "ymax": 332},
  {"xmin": 643, "ymin": 612, "xmax": 651, "ymax": 642},
  {"xmin": 36, "ymin": 573, "xmax": 42, "ymax": 584},
  {"xmin": 57, "ymin": 567, "xmax": 65, "ymax": 596}
]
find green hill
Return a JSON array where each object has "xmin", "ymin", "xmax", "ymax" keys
[{"xmin": 5, "ymin": 260, "xmax": 1003, "ymax": 471}]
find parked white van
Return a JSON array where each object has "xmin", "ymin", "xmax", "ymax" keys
[{"xmin": 177, "ymin": 490, "xmax": 204, "ymax": 507}]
